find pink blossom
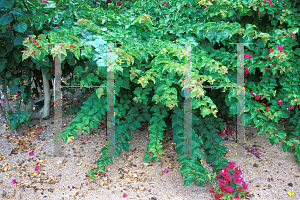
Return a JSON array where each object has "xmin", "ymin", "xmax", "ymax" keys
[
  {"xmin": 12, "ymin": 179, "xmax": 16, "ymax": 184},
  {"xmin": 234, "ymin": 166, "xmax": 242, "ymax": 174},
  {"xmin": 252, "ymin": 148, "xmax": 256, "ymax": 152},
  {"xmin": 278, "ymin": 100, "xmax": 283, "ymax": 105},
  {"xmin": 29, "ymin": 152, "xmax": 33, "ymax": 156},
  {"xmin": 285, "ymin": 52, "xmax": 288, "ymax": 57},
  {"xmin": 123, "ymin": 193, "xmax": 127, "ymax": 197},
  {"xmin": 129, "ymin": 149, "xmax": 132, "ymax": 152},
  {"xmin": 242, "ymin": 181, "xmax": 248, "ymax": 190},
  {"xmin": 228, "ymin": 162, "xmax": 235, "ymax": 169},
  {"xmin": 269, "ymin": 48, "xmax": 274, "ymax": 53},
  {"xmin": 218, "ymin": 178, "xmax": 227, "ymax": 185},
  {"xmin": 225, "ymin": 185, "xmax": 235, "ymax": 194},
  {"xmin": 35, "ymin": 166, "xmax": 39, "ymax": 171},
  {"xmin": 1, "ymin": 98, "xmax": 4, "ymax": 102},
  {"xmin": 234, "ymin": 177, "xmax": 244, "ymax": 184},
  {"xmin": 164, "ymin": 169, "xmax": 168, "ymax": 173},
  {"xmin": 148, "ymin": 152, "xmax": 152, "ymax": 156},
  {"xmin": 256, "ymin": 152, "xmax": 260, "ymax": 156},
  {"xmin": 276, "ymin": 45, "xmax": 283, "ymax": 52}
]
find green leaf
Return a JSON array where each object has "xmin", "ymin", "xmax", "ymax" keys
[
  {"xmin": 9, "ymin": 7, "xmax": 22, "ymax": 16},
  {"xmin": 13, "ymin": 22, "xmax": 27, "ymax": 33},
  {"xmin": 213, "ymin": 159, "xmax": 220, "ymax": 166},
  {"xmin": 82, "ymin": 116, "xmax": 90, "ymax": 125},
  {"xmin": 182, "ymin": 177, "xmax": 194, "ymax": 186},
  {"xmin": 0, "ymin": 58, "xmax": 7, "ymax": 72},
  {"xmin": 277, "ymin": 110, "xmax": 289, "ymax": 118},
  {"xmin": 184, "ymin": 172, "xmax": 197, "ymax": 181},
  {"xmin": 12, "ymin": 78, "xmax": 20, "ymax": 85},
  {"xmin": 209, "ymin": 149, "xmax": 217, "ymax": 154},
  {"xmin": 74, "ymin": 65, "xmax": 83, "ymax": 74},
  {"xmin": 204, "ymin": 140, "xmax": 212, "ymax": 149},
  {"xmin": 0, "ymin": 14, "xmax": 13, "ymax": 25},
  {"xmin": 5, "ymin": 41, "xmax": 13, "ymax": 52},
  {"xmin": 2, "ymin": 0, "xmax": 14, "ymax": 9},
  {"xmin": 75, "ymin": 48, "xmax": 80, "ymax": 60},
  {"xmin": 213, "ymin": 135, "xmax": 222, "ymax": 144},
  {"xmin": 9, "ymin": 83, "xmax": 18, "ymax": 94},
  {"xmin": 244, "ymin": 113, "xmax": 252, "ymax": 125},
  {"xmin": 201, "ymin": 107, "xmax": 211, "ymax": 118},
  {"xmin": 10, "ymin": 119, "xmax": 17, "ymax": 130},
  {"xmin": 6, "ymin": 71, "xmax": 11, "ymax": 78},
  {"xmin": 206, "ymin": 155, "xmax": 216, "ymax": 163},
  {"xmin": 88, "ymin": 121, "xmax": 98, "ymax": 129},
  {"xmin": 282, "ymin": 141, "xmax": 287, "ymax": 152},
  {"xmin": 114, "ymin": 147, "xmax": 120, "ymax": 157},
  {"xmin": 180, "ymin": 165, "xmax": 193, "ymax": 174}
]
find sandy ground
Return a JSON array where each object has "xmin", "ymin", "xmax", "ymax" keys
[{"xmin": 0, "ymin": 87, "xmax": 299, "ymax": 200}]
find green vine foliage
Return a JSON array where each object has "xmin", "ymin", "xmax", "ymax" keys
[{"xmin": 1, "ymin": 0, "xmax": 300, "ymax": 187}]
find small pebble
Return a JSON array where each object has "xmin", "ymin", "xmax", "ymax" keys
[
  {"xmin": 288, "ymin": 183, "xmax": 293, "ymax": 187},
  {"xmin": 253, "ymin": 163, "xmax": 258, "ymax": 167}
]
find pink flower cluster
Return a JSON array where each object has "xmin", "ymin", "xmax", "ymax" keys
[
  {"xmin": 217, "ymin": 126, "xmax": 231, "ymax": 137},
  {"xmin": 263, "ymin": 0, "xmax": 273, "ymax": 7},
  {"xmin": 210, "ymin": 162, "xmax": 249, "ymax": 199},
  {"xmin": 162, "ymin": 1, "xmax": 171, "ymax": 7}
]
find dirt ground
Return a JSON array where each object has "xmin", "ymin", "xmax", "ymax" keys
[{"xmin": 0, "ymin": 87, "xmax": 299, "ymax": 200}]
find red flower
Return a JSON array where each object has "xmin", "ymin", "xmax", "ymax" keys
[
  {"xmin": 33, "ymin": 39, "xmax": 36, "ymax": 43},
  {"xmin": 272, "ymin": 63, "xmax": 275, "ymax": 66},
  {"xmin": 269, "ymin": 48, "xmax": 274, "ymax": 53},
  {"xmin": 38, "ymin": 38, "xmax": 41, "ymax": 40},
  {"xmin": 8, "ymin": 24, "xmax": 11, "ymax": 28},
  {"xmin": 162, "ymin": 154, "xmax": 166, "ymax": 156},
  {"xmin": 162, "ymin": 1, "xmax": 165, "ymax": 5},
  {"xmin": 283, "ymin": 3, "xmax": 285, "ymax": 5},
  {"xmin": 117, "ymin": 1, "xmax": 122, "ymax": 6},
  {"xmin": 70, "ymin": 44, "xmax": 73, "ymax": 48},
  {"xmin": 256, "ymin": 110, "xmax": 259, "ymax": 113},
  {"xmin": 265, "ymin": 107, "xmax": 269, "ymax": 111},
  {"xmin": 107, "ymin": 0, "xmax": 112, "ymax": 2},
  {"xmin": 181, "ymin": 77, "xmax": 186, "ymax": 81},
  {"xmin": 36, "ymin": 42, "xmax": 39, "ymax": 46},
  {"xmin": 85, "ymin": 175, "xmax": 89, "ymax": 177},
  {"xmin": 278, "ymin": 100, "xmax": 283, "ymax": 105},
  {"xmin": 261, "ymin": 103, "xmax": 266, "ymax": 106},
  {"xmin": 189, "ymin": 5, "xmax": 191, "ymax": 7},
  {"xmin": 245, "ymin": 69, "xmax": 249, "ymax": 74},
  {"xmin": 267, "ymin": 55, "xmax": 270, "ymax": 60},
  {"xmin": 255, "ymin": 95, "xmax": 261, "ymax": 100},
  {"xmin": 263, "ymin": 0, "xmax": 266, "ymax": 3},
  {"xmin": 263, "ymin": 67, "xmax": 267, "ymax": 71}
]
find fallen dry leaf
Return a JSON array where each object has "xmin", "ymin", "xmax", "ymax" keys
[
  {"xmin": 165, "ymin": 161, "xmax": 172, "ymax": 166},
  {"xmin": 139, "ymin": 186, "xmax": 146, "ymax": 191}
]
